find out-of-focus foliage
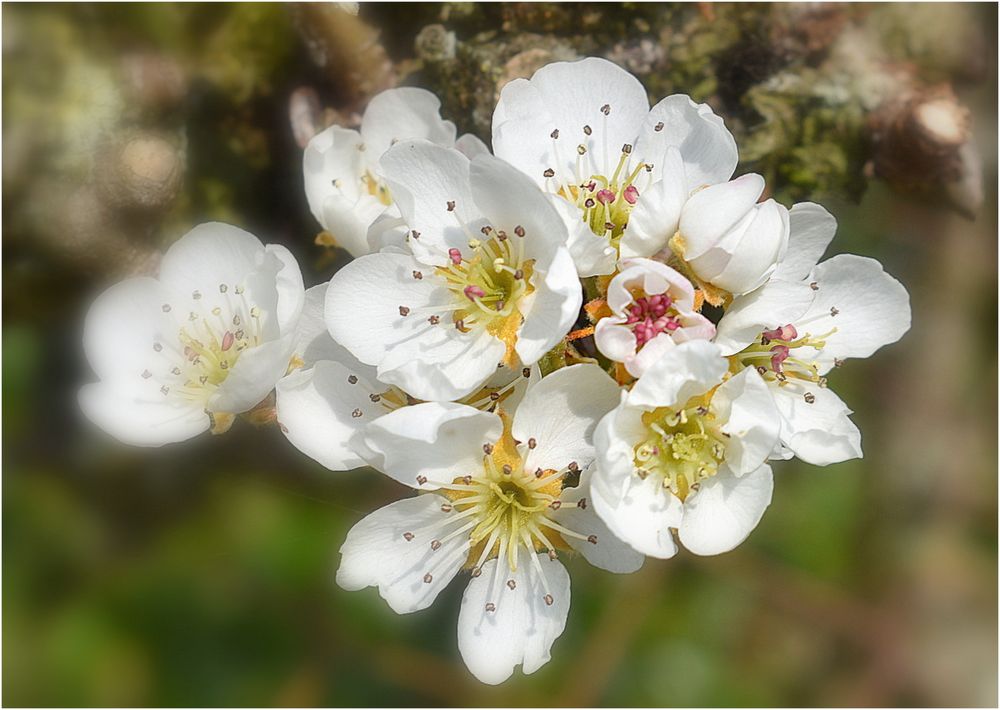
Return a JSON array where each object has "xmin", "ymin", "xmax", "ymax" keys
[{"xmin": 3, "ymin": 3, "xmax": 997, "ymax": 707}]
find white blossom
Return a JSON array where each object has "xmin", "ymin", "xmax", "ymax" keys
[
  {"xmin": 715, "ymin": 202, "xmax": 912, "ymax": 465},
  {"xmin": 335, "ymin": 364, "xmax": 642, "ymax": 684},
  {"xmin": 304, "ymin": 87, "xmax": 484, "ymax": 257},
  {"xmin": 594, "ymin": 257, "xmax": 716, "ymax": 378},
  {"xmin": 324, "ymin": 141, "xmax": 581, "ymax": 402},
  {"xmin": 492, "ymin": 56, "xmax": 738, "ymax": 276},
  {"xmin": 591, "ymin": 340, "xmax": 780, "ymax": 558},
  {"xmin": 79, "ymin": 223, "xmax": 304, "ymax": 445}
]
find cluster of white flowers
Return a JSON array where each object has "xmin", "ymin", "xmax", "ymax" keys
[{"xmin": 80, "ymin": 58, "xmax": 911, "ymax": 684}]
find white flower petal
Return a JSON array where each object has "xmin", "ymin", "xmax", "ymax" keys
[
  {"xmin": 554, "ymin": 466, "xmax": 645, "ymax": 573},
  {"xmin": 265, "ymin": 244, "xmax": 305, "ymax": 332},
  {"xmin": 378, "ymin": 327, "xmax": 507, "ymax": 402},
  {"xmin": 590, "ymin": 471, "xmax": 683, "ymax": 559},
  {"xmin": 710, "ymin": 199, "xmax": 789, "ymax": 294},
  {"xmin": 379, "ymin": 140, "xmax": 479, "ymax": 266},
  {"xmin": 624, "ymin": 332, "xmax": 679, "ymax": 378},
  {"xmin": 303, "ymin": 125, "xmax": 365, "ymax": 224},
  {"xmin": 795, "ymin": 254, "xmax": 911, "ymax": 373},
  {"xmin": 677, "ymin": 173, "xmax": 764, "ymax": 260},
  {"xmin": 772, "ymin": 202, "xmax": 837, "ymax": 282},
  {"xmin": 714, "ymin": 278, "xmax": 815, "ymax": 355},
  {"xmin": 292, "ymin": 283, "xmax": 375, "ymax": 372},
  {"xmin": 713, "ymin": 367, "xmax": 780, "ymax": 476},
  {"xmin": 275, "ymin": 359, "xmax": 382, "ymax": 471},
  {"xmin": 82, "ymin": 276, "xmax": 179, "ymax": 386},
  {"xmin": 679, "ymin": 464, "xmax": 773, "ymax": 556},
  {"xmin": 492, "ymin": 57, "xmax": 648, "ymax": 182},
  {"xmin": 362, "ymin": 402, "xmax": 502, "ymax": 489},
  {"xmin": 634, "ymin": 94, "xmax": 738, "ymax": 189},
  {"xmin": 336, "ymin": 495, "xmax": 470, "ymax": 614},
  {"xmin": 208, "ymin": 334, "xmax": 294, "ymax": 413},
  {"xmin": 512, "ymin": 363, "xmax": 621, "ymax": 473},
  {"xmin": 457, "ymin": 550, "xmax": 570, "ymax": 685},
  {"xmin": 325, "ymin": 250, "xmax": 455, "ymax": 366},
  {"xmin": 78, "ymin": 382, "xmax": 209, "ymax": 447},
  {"xmin": 360, "ymin": 87, "xmax": 456, "ymax": 157},
  {"xmin": 158, "ymin": 222, "xmax": 285, "ymax": 337},
  {"xmin": 365, "ymin": 207, "xmax": 410, "ymax": 253},
  {"xmin": 549, "ymin": 194, "xmax": 617, "ymax": 277},
  {"xmin": 605, "ymin": 256, "xmax": 696, "ymax": 313},
  {"xmin": 592, "ymin": 399, "xmax": 646, "ymax": 504},
  {"xmin": 469, "ymin": 153, "xmax": 566, "ymax": 267},
  {"xmin": 514, "ymin": 247, "xmax": 582, "ymax": 366},
  {"xmin": 594, "ymin": 319, "xmax": 639, "ymax": 363},
  {"xmin": 770, "ymin": 380, "xmax": 862, "ymax": 466},
  {"xmin": 320, "ymin": 192, "xmax": 387, "ymax": 257},
  {"xmin": 618, "ymin": 148, "xmax": 688, "ymax": 259},
  {"xmin": 626, "ymin": 340, "xmax": 727, "ymax": 410},
  {"xmin": 455, "ymin": 133, "xmax": 491, "ymax": 159}
]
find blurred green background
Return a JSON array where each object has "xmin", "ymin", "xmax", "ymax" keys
[{"xmin": 3, "ymin": 3, "xmax": 997, "ymax": 707}]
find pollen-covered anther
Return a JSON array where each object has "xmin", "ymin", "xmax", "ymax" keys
[
  {"xmin": 514, "ymin": 225, "xmax": 525, "ymax": 237},
  {"xmin": 423, "ymin": 573, "xmax": 433, "ymax": 584},
  {"xmin": 502, "ymin": 464, "xmax": 512, "ymax": 475},
  {"xmin": 464, "ymin": 285, "xmax": 486, "ymax": 301},
  {"xmin": 483, "ymin": 443, "xmax": 494, "ymax": 455},
  {"xmin": 804, "ymin": 392, "xmax": 816, "ymax": 404},
  {"xmin": 485, "ymin": 602, "xmax": 496, "ymax": 612},
  {"xmin": 430, "ymin": 540, "xmax": 442, "ymax": 551},
  {"xmin": 351, "ymin": 408, "xmax": 363, "ymax": 418},
  {"xmin": 543, "ymin": 168, "xmax": 555, "ymax": 178},
  {"xmin": 762, "ymin": 324, "xmax": 798, "ymax": 343},
  {"xmin": 583, "ymin": 124, "xmax": 592, "ymax": 136},
  {"xmin": 506, "ymin": 579, "xmax": 517, "ymax": 590}
]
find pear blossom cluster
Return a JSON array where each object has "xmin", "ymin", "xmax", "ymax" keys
[{"xmin": 79, "ymin": 58, "xmax": 911, "ymax": 684}]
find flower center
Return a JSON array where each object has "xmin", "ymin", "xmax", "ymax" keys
[
  {"xmin": 633, "ymin": 397, "xmax": 727, "ymax": 501},
  {"xmin": 624, "ymin": 291, "xmax": 682, "ymax": 347},
  {"xmin": 730, "ymin": 323, "xmax": 837, "ymax": 384},
  {"xmin": 435, "ymin": 231, "xmax": 535, "ymax": 365},
  {"xmin": 150, "ymin": 284, "xmax": 265, "ymax": 405},
  {"xmin": 545, "ymin": 134, "xmax": 650, "ymax": 247}
]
